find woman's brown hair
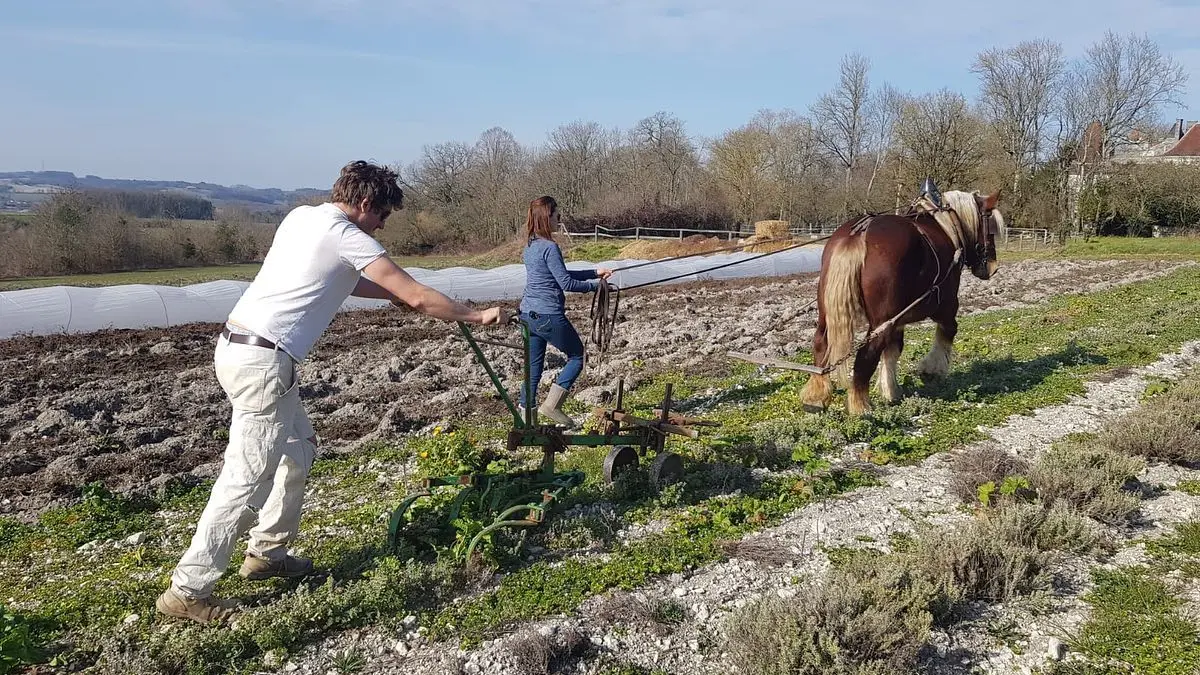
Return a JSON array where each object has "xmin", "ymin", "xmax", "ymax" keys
[{"xmin": 526, "ymin": 195, "xmax": 557, "ymax": 241}]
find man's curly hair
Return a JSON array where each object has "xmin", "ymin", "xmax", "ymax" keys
[{"xmin": 329, "ymin": 160, "xmax": 404, "ymax": 213}]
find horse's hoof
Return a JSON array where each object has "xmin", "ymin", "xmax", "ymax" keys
[{"xmin": 802, "ymin": 402, "xmax": 827, "ymax": 414}]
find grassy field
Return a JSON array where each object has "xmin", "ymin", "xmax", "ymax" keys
[
  {"xmin": 0, "ymin": 264, "xmax": 267, "ymax": 291},
  {"xmin": 1000, "ymin": 234, "xmax": 1200, "ymax": 261},
  {"xmin": 5, "ymin": 265, "xmax": 1200, "ymax": 673},
  {"xmin": 3, "ymin": 235, "xmax": 1198, "ymax": 292}
]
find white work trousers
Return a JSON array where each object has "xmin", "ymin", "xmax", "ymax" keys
[{"xmin": 171, "ymin": 333, "xmax": 316, "ymax": 599}]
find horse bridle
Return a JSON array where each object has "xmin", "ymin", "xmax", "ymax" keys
[
  {"xmin": 976, "ymin": 199, "xmax": 997, "ymax": 268},
  {"xmin": 940, "ymin": 196, "xmax": 994, "ymax": 271}
]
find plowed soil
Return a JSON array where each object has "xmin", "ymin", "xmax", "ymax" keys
[{"xmin": 0, "ymin": 258, "xmax": 1188, "ymax": 519}]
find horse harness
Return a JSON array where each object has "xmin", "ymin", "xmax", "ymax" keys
[
  {"xmin": 818, "ymin": 196, "xmax": 991, "ymax": 372},
  {"xmin": 850, "ymin": 194, "xmax": 992, "ymax": 298}
]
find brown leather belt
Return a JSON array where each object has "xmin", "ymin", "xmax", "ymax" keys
[{"xmin": 221, "ymin": 327, "xmax": 276, "ymax": 350}]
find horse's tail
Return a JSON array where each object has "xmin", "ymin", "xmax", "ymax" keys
[{"xmin": 822, "ymin": 233, "xmax": 868, "ymax": 384}]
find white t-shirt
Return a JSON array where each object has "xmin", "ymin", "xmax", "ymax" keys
[{"xmin": 227, "ymin": 203, "xmax": 388, "ymax": 361}]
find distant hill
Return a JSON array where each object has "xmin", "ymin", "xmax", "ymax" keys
[{"xmin": 0, "ymin": 171, "xmax": 328, "ymax": 211}]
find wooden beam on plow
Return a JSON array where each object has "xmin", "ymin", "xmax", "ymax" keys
[{"xmin": 728, "ymin": 352, "xmax": 828, "ymax": 375}]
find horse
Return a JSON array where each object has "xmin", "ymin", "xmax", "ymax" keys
[{"xmin": 797, "ymin": 189, "xmax": 1006, "ymax": 416}]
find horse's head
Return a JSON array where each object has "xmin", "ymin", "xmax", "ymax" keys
[
  {"xmin": 971, "ymin": 189, "xmax": 1004, "ymax": 280},
  {"xmin": 942, "ymin": 189, "xmax": 1004, "ymax": 280}
]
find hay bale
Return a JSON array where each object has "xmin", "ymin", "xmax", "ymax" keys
[
  {"xmin": 741, "ymin": 229, "xmax": 797, "ymax": 254},
  {"xmin": 617, "ymin": 235, "xmax": 725, "ymax": 260},
  {"xmin": 754, "ymin": 219, "xmax": 791, "ymax": 240},
  {"xmin": 742, "ymin": 220, "xmax": 793, "ymax": 253}
]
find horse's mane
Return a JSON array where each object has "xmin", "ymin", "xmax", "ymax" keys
[{"xmin": 921, "ymin": 190, "xmax": 1005, "ymax": 253}]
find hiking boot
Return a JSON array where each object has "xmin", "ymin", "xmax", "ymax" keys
[
  {"xmin": 155, "ymin": 587, "xmax": 237, "ymax": 624},
  {"xmin": 239, "ymin": 553, "xmax": 313, "ymax": 581}
]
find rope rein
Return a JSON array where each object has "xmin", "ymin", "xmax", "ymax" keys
[
  {"xmin": 584, "ymin": 233, "xmax": 835, "ymax": 363},
  {"xmin": 580, "ymin": 196, "xmax": 981, "ymax": 378}
]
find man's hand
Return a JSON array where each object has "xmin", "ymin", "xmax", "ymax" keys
[
  {"xmin": 596, "ymin": 267, "xmax": 614, "ymax": 280},
  {"xmin": 479, "ymin": 307, "xmax": 511, "ymax": 325}
]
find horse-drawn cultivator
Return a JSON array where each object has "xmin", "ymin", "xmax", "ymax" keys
[
  {"xmin": 387, "ymin": 180, "xmax": 1007, "ymax": 560},
  {"xmin": 387, "ymin": 319, "xmax": 719, "ymax": 560}
]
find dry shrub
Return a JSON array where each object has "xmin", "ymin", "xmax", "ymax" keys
[
  {"xmin": 380, "ymin": 208, "xmax": 463, "ymax": 255},
  {"xmin": 1029, "ymin": 436, "xmax": 1144, "ymax": 525},
  {"xmin": 720, "ymin": 537, "xmax": 805, "ymax": 567},
  {"xmin": 1033, "ymin": 500, "xmax": 1111, "ymax": 554},
  {"xmin": 591, "ymin": 591, "xmax": 649, "ymax": 625},
  {"xmin": 566, "ymin": 201, "xmax": 735, "ymax": 236},
  {"xmin": 949, "ymin": 444, "xmax": 1032, "ymax": 505},
  {"xmin": 5, "ymin": 193, "xmax": 142, "ymax": 275},
  {"xmin": 724, "ymin": 498, "xmax": 1108, "ymax": 675},
  {"xmin": 1103, "ymin": 404, "xmax": 1200, "ymax": 465},
  {"xmin": 1165, "ymin": 379, "xmax": 1200, "ymax": 406},
  {"xmin": 726, "ymin": 558, "xmax": 936, "ymax": 675},
  {"xmin": 506, "ymin": 626, "xmax": 589, "ymax": 675},
  {"xmin": 590, "ymin": 591, "xmax": 682, "ymax": 636},
  {"xmin": 906, "ymin": 501, "xmax": 1101, "ymax": 613},
  {"xmin": 909, "ymin": 507, "xmax": 1050, "ymax": 609}
]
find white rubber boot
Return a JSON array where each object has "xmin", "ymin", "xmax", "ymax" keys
[{"xmin": 538, "ymin": 384, "xmax": 577, "ymax": 428}]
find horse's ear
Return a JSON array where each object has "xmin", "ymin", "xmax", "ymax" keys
[{"xmin": 983, "ymin": 189, "xmax": 1000, "ymax": 210}]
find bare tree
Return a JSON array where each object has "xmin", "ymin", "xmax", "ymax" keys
[
  {"xmin": 750, "ymin": 109, "xmax": 823, "ymax": 221},
  {"xmin": 469, "ymin": 127, "xmax": 525, "ymax": 242},
  {"xmin": 811, "ymin": 53, "xmax": 871, "ymax": 214},
  {"xmin": 971, "ymin": 39, "xmax": 1066, "ymax": 188},
  {"xmin": 708, "ymin": 124, "xmax": 774, "ymax": 226},
  {"xmin": 1071, "ymin": 31, "xmax": 1188, "ymax": 158},
  {"xmin": 410, "ymin": 141, "xmax": 477, "ymax": 207},
  {"xmin": 539, "ymin": 120, "xmax": 619, "ymax": 214},
  {"xmin": 630, "ymin": 111, "xmax": 697, "ymax": 206},
  {"xmin": 863, "ymin": 82, "xmax": 904, "ymax": 206},
  {"xmin": 894, "ymin": 89, "xmax": 987, "ymax": 190},
  {"xmin": 1052, "ymin": 32, "xmax": 1188, "ymax": 232}
]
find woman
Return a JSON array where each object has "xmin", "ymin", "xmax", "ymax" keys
[{"xmin": 518, "ymin": 195, "xmax": 612, "ymax": 426}]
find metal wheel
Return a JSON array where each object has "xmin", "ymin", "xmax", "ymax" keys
[
  {"xmin": 649, "ymin": 452, "xmax": 684, "ymax": 488},
  {"xmin": 603, "ymin": 445, "xmax": 640, "ymax": 484}
]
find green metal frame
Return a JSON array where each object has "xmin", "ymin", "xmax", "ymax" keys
[
  {"xmin": 387, "ymin": 320, "xmax": 678, "ymax": 560},
  {"xmin": 456, "ymin": 320, "xmax": 667, "ymax": 455}
]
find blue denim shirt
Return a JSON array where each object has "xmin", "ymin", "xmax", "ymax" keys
[{"xmin": 519, "ymin": 237, "xmax": 598, "ymax": 314}]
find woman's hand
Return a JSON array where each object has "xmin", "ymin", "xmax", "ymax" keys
[{"xmin": 596, "ymin": 267, "xmax": 614, "ymax": 280}]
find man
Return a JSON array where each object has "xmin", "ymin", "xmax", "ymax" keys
[{"xmin": 156, "ymin": 160, "xmax": 508, "ymax": 623}]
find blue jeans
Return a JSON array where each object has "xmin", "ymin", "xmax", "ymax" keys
[{"xmin": 518, "ymin": 311, "xmax": 585, "ymax": 408}]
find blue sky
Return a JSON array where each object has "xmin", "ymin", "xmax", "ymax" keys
[{"xmin": 2, "ymin": 0, "xmax": 1198, "ymax": 190}]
